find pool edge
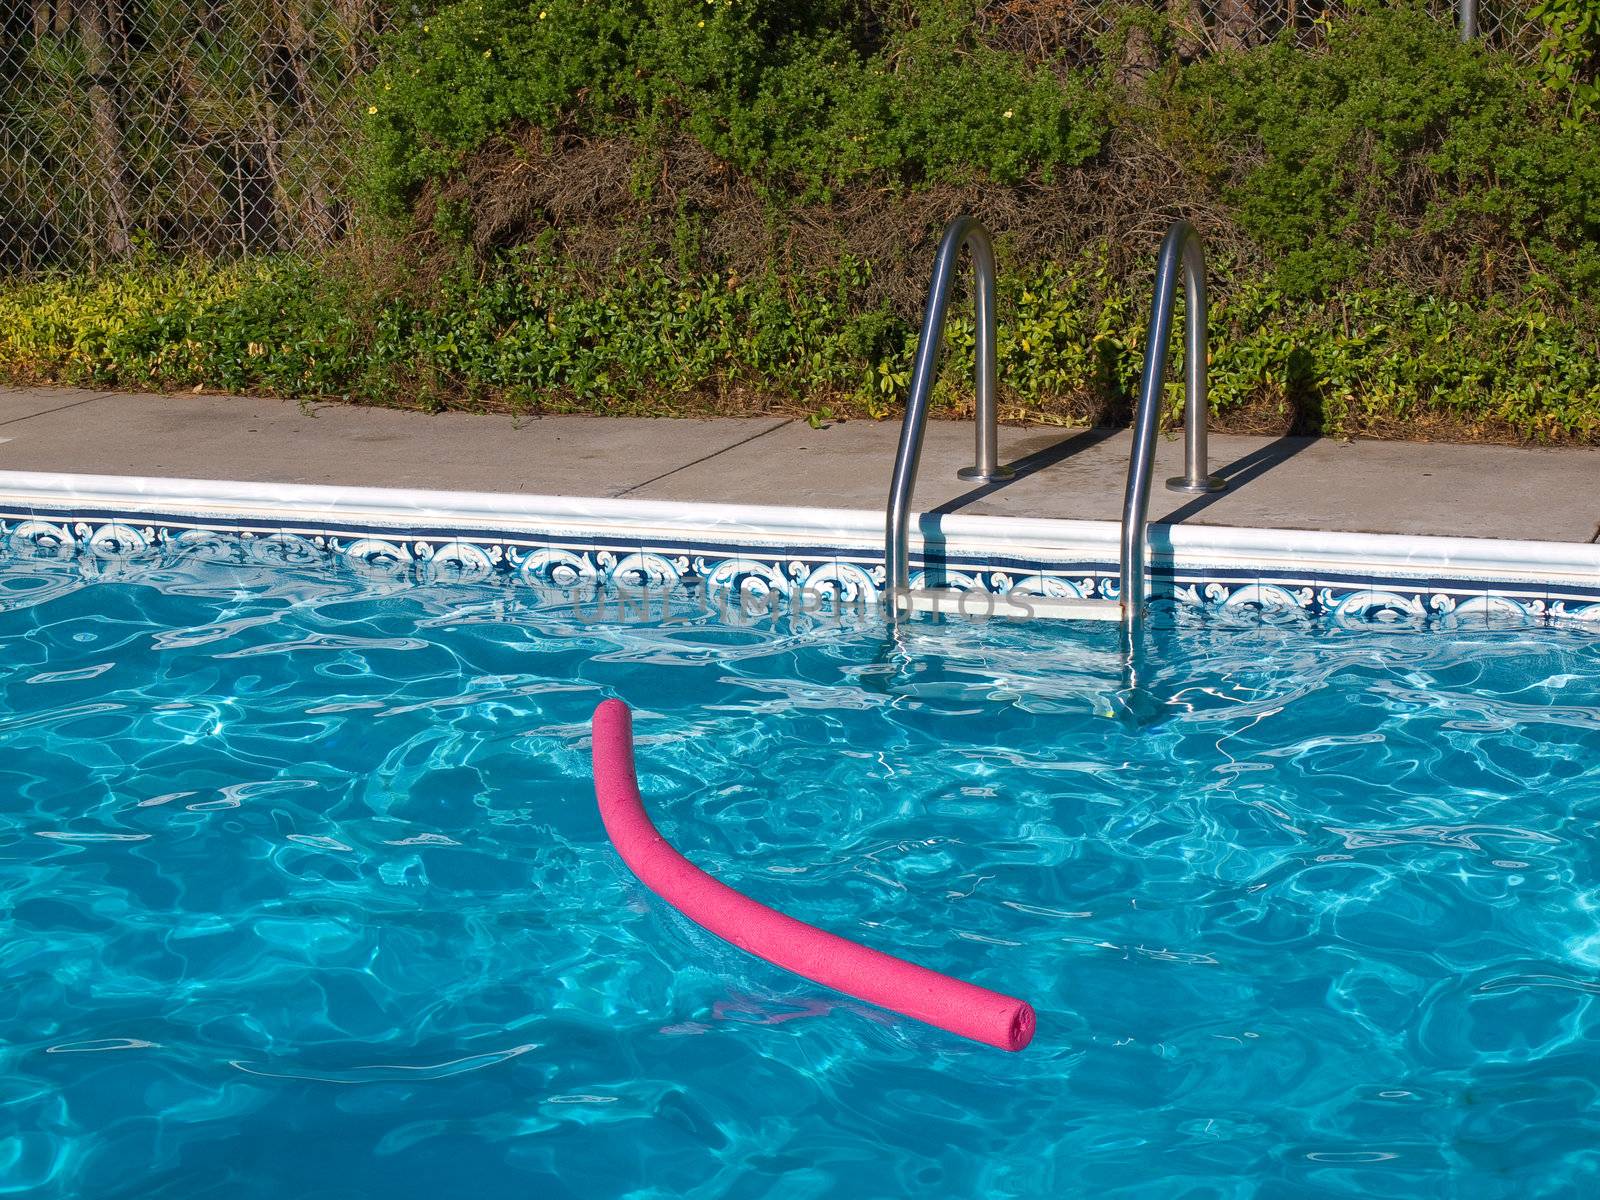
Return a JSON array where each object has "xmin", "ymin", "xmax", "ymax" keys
[{"xmin": 0, "ymin": 469, "xmax": 1595, "ymax": 624}]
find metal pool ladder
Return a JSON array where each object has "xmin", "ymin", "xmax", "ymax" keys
[{"xmin": 884, "ymin": 217, "xmax": 1226, "ymax": 636}]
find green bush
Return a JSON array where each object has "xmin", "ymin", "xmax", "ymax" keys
[
  {"xmin": 4, "ymin": 252, "xmax": 1596, "ymax": 440},
  {"xmin": 0, "ymin": 258, "xmax": 365, "ymax": 396},
  {"xmin": 363, "ymin": 2, "xmax": 1598, "ymax": 306},
  {"xmin": 1171, "ymin": 5, "xmax": 1600, "ymax": 301},
  {"xmin": 363, "ymin": 0, "xmax": 1105, "ymax": 215},
  {"xmin": 1529, "ymin": 0, "xmax": 1600, "ymax": 124}
]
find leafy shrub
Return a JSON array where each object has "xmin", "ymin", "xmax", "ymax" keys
[
  {"xmin": 4, "ymin": 251, "xmax": 1596, "ymax": 441},
  {"xmin": 1529, "ymin": 0, "xmax": 1600, "ymax": 124},
  {"xmin": 366, "ymin": 2, "xmax": 1598, "ymax": 309},
  {"xmin": 362, "ymin": 0, "xmax": 1106, "ymax": 217},
  {"xmin": 1170, "ymin": 5, "xmax": 1600, "ymax": 301},
  {"xmin": 0, "ymin": 258, "xmax": 365, "ymax": 397}
]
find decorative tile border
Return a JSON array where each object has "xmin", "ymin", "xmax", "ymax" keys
[{"xmin": 0, "ymin": 471, "xmax": 1596, "ymax": 628}]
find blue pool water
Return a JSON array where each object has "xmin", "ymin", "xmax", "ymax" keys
[{"xmin": 2, "ymin": 542, "xmax": 1598, "ymax": 1198}]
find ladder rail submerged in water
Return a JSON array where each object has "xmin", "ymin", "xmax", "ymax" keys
[
  {"xmin": 885, "ymin": 215, "xmax": 1223, "ymax": 632},
  {"xmin": 1120, "ymin": 219, "xmax": 1225, "ymax": 640},
  {"xmin": 884, "ymin": 216, "xmax": 1011, "ymax": 609}
]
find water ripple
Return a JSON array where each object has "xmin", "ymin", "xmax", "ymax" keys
[
  {"xmin": 229, "ymin": 1043, "xmax": 538, "ymax": 1083},
  {"xmin": 0, "ymin": 546, "xmax": 1596, "ymax": 1198}
]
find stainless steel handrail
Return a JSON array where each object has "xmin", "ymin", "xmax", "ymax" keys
[
  {"xmin": 885, "ymin": 215, "xmax": 1221, "ymax": 637},
  {"xmin": 1120, "ymin": 219, "xmax": 1225, "ymax": 635},
  {"xmin": 884, "ymin": 216, "xmax": 1011, "ymax": 607}
]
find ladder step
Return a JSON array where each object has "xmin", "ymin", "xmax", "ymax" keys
[{"xmin": 896, "ymin": 588, "xmax": 1120, "ymax": 622}]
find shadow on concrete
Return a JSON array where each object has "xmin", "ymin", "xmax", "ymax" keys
[
  {"xmin": 0, "ymin": 391, "xmax": 113, "ymax": 428},
  {"xmin": 1158, "ymin": 434, "xmax": 1318, "ymax": 526},
  {"xmin": 917, "ymin": 426, "xmax": 1120, "ymax": 586},
  {"xmin": 927, "ymin": 425, "xmax": 1122, "ymax": 518},
  {"xmin": 913, "ymin": 429, "xmax": 1319, "ymax": 585}
]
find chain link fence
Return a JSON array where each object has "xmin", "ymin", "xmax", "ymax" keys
[
  {"xmin": 1, "ymin": 0, "xmax": 392, "ymax": 275},
  {"xmin": 0, "ymin": 0, "xmax": 1541, "ymax": 278},
  {"xmin": 978, "ymin": 0, "xmax": 1537, "ymax": 65}
]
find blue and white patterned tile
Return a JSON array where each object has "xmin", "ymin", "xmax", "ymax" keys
[
  {"xmin": 1552, "ymin": 601, "xmax": 1600, "ymax": 627},
  {"xmin": 1330, "ymin": 587, "xmax": 1436, "ymax": 627},
  {"xmin": 997, "ymin": 565, "xmax": 1103, "ymax": 605},
  {"xmin": 4, "ymin": 514, "xmax": 80, "ymax": 561},
  {"xmin": 724, "ymin": 551, "xmax": 825, "ymax": 622},
  {"xmin": 163, "ymin": 524, "xmax": 256, "ymax": 568},
  {"xmin": 612, "ymin": 544, "xmax": 712, "ymax": 624},
  {"xmin": 803, "ymin": 554, "xmax": 881, "ymax": 623},
  {"xmin": 1547, "ymin": 582, "xmax": 1600, "ymax": 627},
  {"xmin": 324, "ymin": 528, "xmax": 419, "ymax": 588},
  {"xmin": 1479, "ymin": 583, "xmax": 1551, "ymax": 630},
  {"xmin": 827, "ymin": 550, "xmax": 887, "ymax": 608},
  {"xmin": 206, "ymin": 498, "xmax": 332, "ymax": 571},
  {"xmin": 3, "ymin": 495, "xmax": 1598, "ymax": 636},
  {"xmin": 1311, "ymin": 557, "xmax": 1434, "ymax": 628},
  {"xmin": 516, "ymin": 536, "xmax": 605, "ymax": 597},
  {"xmin": 1488, "ymin": 596, "xmax": 1549, "ymax": 629},
  {"xmin": 415, "ymin": 537, "xmax": 505, "ymax": 588},
  {"xmin": 0, "ymin": 497, "xmax": 56, "ymax": 562},
  {"xmin": 1410, "ymin": 567, "xmax": 1489, "ymax": 630},
  {"xmin": 979, "ymin": 550, "xmax": 1112, "ymax": 602},
  {"xmin": 1424, "ymin": 579, "xmax": 1545, "ymax": 631},
  {"xmin": 249, "ymin": 529, "xmax": 331, "ymax": 574},
  {"xmin": 1231, "ymin": 577, "xmax": 1319, "ymax": 617},
  {"xmin": 0, "ymin": 509, "xmax": 83, "ymax": 615},
  {"xmin": 1161, "ymin": 571, "xmax": 1265, "ymax": 615}
]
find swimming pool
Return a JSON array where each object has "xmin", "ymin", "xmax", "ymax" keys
[{"xmin": 3, "ymin": 538, "xmax": 1597, "ymax": 1198}]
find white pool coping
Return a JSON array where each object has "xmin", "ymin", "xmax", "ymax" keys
[{"xmin": 1, "ymin": 470, "xmax": 1595, "ymax": 589}]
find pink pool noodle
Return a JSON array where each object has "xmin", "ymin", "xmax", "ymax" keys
[{"xmin": 590, "ymin": 698, "xmax": 1035, "ymax": 1052}]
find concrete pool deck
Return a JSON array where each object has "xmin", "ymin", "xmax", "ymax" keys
[{"xmin": 2, "ymin": 385, "xmax": 1597, "ymax": 543}]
